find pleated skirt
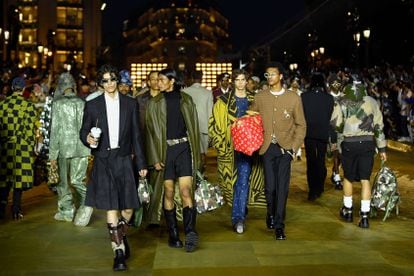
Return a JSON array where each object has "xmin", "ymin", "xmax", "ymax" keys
[{"xmin": 85, "ymin": 150, "xmax": 139, "ymax": 210}]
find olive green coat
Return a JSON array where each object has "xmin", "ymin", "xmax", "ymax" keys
[{"xmin": 144, "ymin": 91, "xmax": 201, "ymax": 224}]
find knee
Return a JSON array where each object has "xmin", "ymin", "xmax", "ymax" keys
[
  {"xmin": 164, "ymin": 189, "xmax": 174, "ymax": 200},
  {"xmin": 122, "ymin": 209, "xmax": 133, "ymax": 217},
  {"xmin": 180, "ymin": 187, "xmax": 192, "ymax": 200}
]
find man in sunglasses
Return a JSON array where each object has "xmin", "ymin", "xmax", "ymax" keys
[
  {"xmin": 80, "ymin": 64, "xmax": 147, "ymax": 271},
  {"xmin": 249, "ymin": 62, "xmax": 306, "ymax": 240}
]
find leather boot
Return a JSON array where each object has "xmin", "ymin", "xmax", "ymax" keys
[
  {"xmin": 164, "ymin": 208, "xmax": 183, "ymax": 248},
  {"xmin": 358, "ymin": 211, "xmax": 370, "ymax": 229},
  {"xmin": 119, "ymin": 217, "xmax": 131, "ymax": 259},
  {"xmin": 12, "ymin": 189, "xmax": 23, "ymax": 220},
  {"xmin": 107, "ymin": 224, "xmax": 127, "ymax": 271},
  {"xmin": 183, "ymin": 206, "xmax": 199, "ymax": 252}
]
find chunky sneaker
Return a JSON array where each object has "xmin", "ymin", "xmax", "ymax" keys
[
  {"xmin": 358, "ymin": 211, "xmax": 370, "ymax": 228},
  {"xmin": 339, "ymin": 206, "xmax": 353, "ymax": 222}
]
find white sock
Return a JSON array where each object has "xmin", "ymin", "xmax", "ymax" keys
[
  {"xmin": 361, "ymin": 200, "xmax": 371, "ymax": 212},
  {"xmin": 343, "ymin": 196, "xmax": 352, "ymax": 208}
]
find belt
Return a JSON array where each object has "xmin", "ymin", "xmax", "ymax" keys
[
  {"xmin": 343, "ymin": 135, "xmax": 374, "ymax": 143},
  {"xmin": 166, "ymin": 137, "xmax": 188, "ymax": 146},
  {"xmin": 106, "ymin": 146, "xmax": 120, "ymax": 151}
]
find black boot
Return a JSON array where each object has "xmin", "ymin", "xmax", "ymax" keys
[
  {"xmin": 107, "ymin": 224, "xmax": 127, "ymax": 271},
  {"xmin": 183, "ymin": 206, "xmax": 199, "ymax": 252},
  {"xmin": 358, "ymin": 211, "xmax": 370, "ymax": 229},
  {"xmin": 12, "ymin": 189, "xmax": 23, "ymax": 220},
  {"xmin": 164, "ymin": 208, "xmax": 183, "ymax": 248},
  {"xmin": 266, "ymin": 214, "xmax": 275, "ymax": 230},
  {"xmin": 119, "ymin": 217, "xmax": 131, "ymax": 260},
  {"xmin": 339, "ymin": 206, "xmax": 353, "ymax": 222},
  {"xmin": 113, "ymin": 249, "xmax": 127, "ymax": 271}
]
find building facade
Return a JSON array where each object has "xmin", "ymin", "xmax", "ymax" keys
[
  {"xmin": 124, "ymin": 0, "xmax": 232, "ymax": 88},
  {"xmin": 1, "ymin": 0, "xmax": 101, "ymax": 72}
]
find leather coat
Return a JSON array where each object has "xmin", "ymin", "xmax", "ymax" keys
[{"xmin": 145, "ymin": 91, "xmax": 201, "ymax": 181}]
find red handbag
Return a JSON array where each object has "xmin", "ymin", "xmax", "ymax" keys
[{"xmin": 231, "ymin": 114, "xmax": 264, "ymax": 156}]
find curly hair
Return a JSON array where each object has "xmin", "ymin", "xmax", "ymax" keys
[{"xmin": 96, "ymin": 64, "xmax": 118, "ymax": 85}]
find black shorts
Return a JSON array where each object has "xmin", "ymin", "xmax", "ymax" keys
[
  {"xmin": 341, "ymin": 141, "xmax": 376, "ymax": 182},
  {"xmin": 164, "ymin": 142, "xmax": 192, "ymax": 180}
]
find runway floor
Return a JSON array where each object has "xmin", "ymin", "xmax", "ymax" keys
[{"xmin": 1, "ymin": 146, "xmax": 413, "ymax": 275}]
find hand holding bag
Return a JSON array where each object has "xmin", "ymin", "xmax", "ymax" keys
[
  {"xmin": 137, "ymin": 176, "xmax": 151, "ymax": 204},
  {"xmin": 231, "ymin": 114, "xmax": 264, "ymax": 156},
  {"xmin": 132, "ymin": 177, "xmax": 152, "ymax": 228}
]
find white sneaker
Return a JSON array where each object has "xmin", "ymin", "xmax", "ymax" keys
[{"xmin": 235, "ymin": 222, "xmax": 244, "ymax": 234}]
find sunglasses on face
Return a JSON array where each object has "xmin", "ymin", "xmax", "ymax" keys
[{"xmin": 101, "ymin": 77, "xmax": 117, "ymax": 84}]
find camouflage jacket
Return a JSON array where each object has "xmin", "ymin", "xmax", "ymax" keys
[{"xmin": 330, "ymin": 95, "xmax": 387, "ymax": 151}]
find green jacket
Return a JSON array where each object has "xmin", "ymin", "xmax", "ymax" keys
[{"xmin": 145, "ymin": 91, "xmax": 201, "ymax": 181}]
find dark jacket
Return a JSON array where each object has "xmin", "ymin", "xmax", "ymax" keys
[
  {"xmin": 301, "ymin": 87, "xmax": 334, "ymax": 142},
  {"xmin": 80, "ymin": 93, "xmax": 146, "ymax": 170}
]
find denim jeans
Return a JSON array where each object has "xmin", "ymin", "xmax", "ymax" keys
[{"xmin": 231, "ymin": 151, "xmax": 252, "ymax": 225}]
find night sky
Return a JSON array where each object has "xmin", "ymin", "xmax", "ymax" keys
[{"xmin": 102, "ymin": 0, "xmax": 305, "ymax": 51}]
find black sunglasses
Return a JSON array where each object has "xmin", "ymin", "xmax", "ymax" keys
[{"xmin": 101, "ymin": 77, "xmax": 117, "ymax": 84}]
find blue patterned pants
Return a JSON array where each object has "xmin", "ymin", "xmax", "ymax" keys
[{"xmin": 231, "ymin": 152, "xmax": 252, "ymax": 225}]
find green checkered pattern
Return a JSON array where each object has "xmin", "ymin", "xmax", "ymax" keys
[{"xmin": 0, "ymin": 94, "xmax": 36, "ymax": 189}]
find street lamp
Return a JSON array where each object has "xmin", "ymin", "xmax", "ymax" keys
[
  {"xmin": 37, "ymin": 45, "xmax": 44, "ymax": 69},
  {"xmin": 363, "ymin": 29, "xmax": 370, "ymax": 39},
  {"xmin": 3, "ymin": 30, "xmax": 10, "ymax": 64},
  {"xmin": 319, "ymin": 47, "xmax": 325, "ymax": 55},
  {"xmin": 363, "ymin": 28, "xmax": 371, "ymax": 67}
]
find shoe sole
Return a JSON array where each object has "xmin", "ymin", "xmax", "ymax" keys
[
  {"xmin": 54, "ymin": 214, "xmax": 73, "ymax": 222},
  {"xmin": 113, "ymin": 264, "xmax": 127, "ymax": 271},
  {"xmin": 185, "ymin": 232, "xmax": 199, "ymax": 252}
]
